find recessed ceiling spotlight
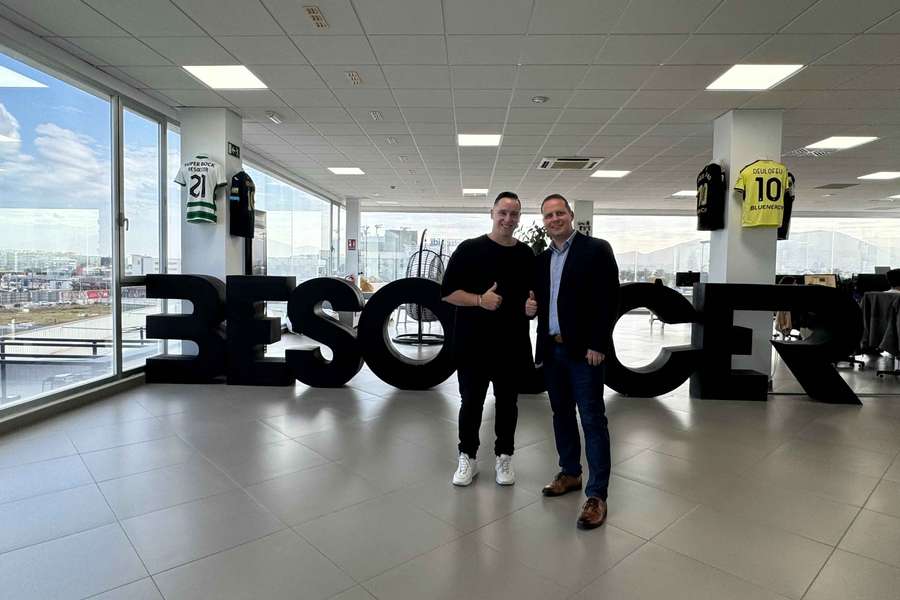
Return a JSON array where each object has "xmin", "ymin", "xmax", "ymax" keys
[
  {"xmin": 265, "ymin": 111, "xmax": 283, "ymax": 124},
  {"xmin": 531, "ymin": 95, "xmax": 549, "ymax": 104},
  {"xmin": 590, "ymin": 170, "xmax": 630, "ymax": 178},
  {"xmin": 859, "ymin": 172, "xmax": 900, "ymax": 180},
  {"xmin": 806, "ymin": 136, "xmax": 878, "ymax": 150},
  {"xmin": 183, "ymin": 65, "xmax": 267, "ymax": 89},
  {"xmin": 706, "ymin": 64, "xmax": 804, "ymax": 91},
  {"xmin": 328, "ymin": 167, "xmax": 365, "ymax": 175},
  {"xmin": 822, "ymin": 193, "xmax": 834, "ymax": 197},
  {"xmin": 671, "ymin": 190, "xmax": 696, "ymax": 197},
  {"xmin": 458, "ymin": 134, "xmax": 501, "ymax": 146}
]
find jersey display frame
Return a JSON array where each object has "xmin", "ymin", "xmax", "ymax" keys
[
  {"xmin": 229, "ymin": 170, "xmax": 256, "ymax": 238},
  {"xmin": 696, "ymin": 162, "xmax": 726, "ymax": 231},
  {"xmin": 735, "ymin": 159, "xmax": 790, "ymax": 228},
  {"xmin": 777, "ymin": 172, "xmax": 795, "ymax": 240},
  {"xmin": 174, "ymin": 154, "xmax": 226, "ymax": 224}
]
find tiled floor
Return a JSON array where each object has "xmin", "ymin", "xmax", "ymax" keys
[{"xmin": 2, "ymin": 315, "xmax": 900, "ymax": 599}]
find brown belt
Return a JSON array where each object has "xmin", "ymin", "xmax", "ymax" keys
[{"xmin": 552, "ymin": 334, "xmax": 564, "ymax": 344}]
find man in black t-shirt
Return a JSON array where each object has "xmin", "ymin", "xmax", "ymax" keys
[{"xmin": 441, "ymin": 191, "xmax": 535, "ymax": 487}]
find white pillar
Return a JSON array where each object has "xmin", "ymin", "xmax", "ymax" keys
[
  {"xmin": 178, "ymin": 108, "xmax": 244, "ymax": 281},
  {"xmin": 709, "ymin": 110, "xmax": 782, "ymax": 378},
  {"xmin": 345, "ymin": 197, "xmax": 360, "ymax": 280},
  {"xmin": 573, "ymin": 200, "xmax": 593, "ymax": 236}
]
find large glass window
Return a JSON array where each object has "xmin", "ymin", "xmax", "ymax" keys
[
  {"xmin": 166, "ymin": 126, "xmax": 181, "ymax": 274},
  {"xmin": 777, "ymin": 217, "xmax": 900, "ymax": 277},
  {"xmin": 0, "ymin": 52, "xmax": 113, "ymax": 406},
  {"xmin": 122, "ymin": 108, "xmax": 160, "ymax": 276}
]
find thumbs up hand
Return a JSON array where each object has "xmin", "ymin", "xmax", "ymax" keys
[
  {"xmin": 480, "ymin": 282, "xmax": 502, "ymax": 311},
  {"xmin": 525, "ymin": 290, "xmax": 538, "ymax": 317}
]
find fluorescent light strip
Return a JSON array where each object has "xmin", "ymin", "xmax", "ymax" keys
[
  {"xmin": 591, "ymin": 170, "xmax": 630, "ymax": 178},
  {"xmin": 806, "ymin": 136, "xmax": 877, "ymax": 150},
  {"xmin": 463, "ymin": 188, "xmax": 488, "ymax": 195},
  {"xmin": 458, "ymin": 134, "xmax": 501, "ymax": 146},
  {"xmin": 328, "ymin": 167, "xmax": 365, "ymax": 175},
  {"xmin": 858, "ymin": 172, "xmax": 900, "ymax": 180},
  {"xmin": 889, "ymin": 195, "xmax": 900, "ymax": 199},
  {"xmin": 707, "ymin": 64, "xmax": 804, "ymax": 91},
  {"xmin": 183, "ymin": 65, "xmax": 267, "ymax": 89},
  {"xmin": 671, "ymin": 190, "xmax": 696, "ymax": 197}
]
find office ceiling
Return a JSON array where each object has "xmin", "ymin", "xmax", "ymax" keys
[{"xmin": 3, "ymin": 0, "xmax": 900, "ymax": 214}]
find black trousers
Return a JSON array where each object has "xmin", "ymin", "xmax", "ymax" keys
[{"xmin": 457, "ymin": 361, "xmax": 518, "ymax": 458}]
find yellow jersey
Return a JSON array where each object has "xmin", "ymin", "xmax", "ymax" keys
[{"xmin": 734, "ymin": 159, "xmax": 790, "ymax": 228}]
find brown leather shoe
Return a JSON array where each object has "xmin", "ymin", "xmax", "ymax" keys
[
  {"xmin": 541, "ymin": 472, "xmax": 583, "ymax": 497},
  {"xmin": 577, "ymin": 497, "xmax": 607, "ymax": 530}
]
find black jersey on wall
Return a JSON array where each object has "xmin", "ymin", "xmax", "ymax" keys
[
  {"xmin": 696, "ymin": 163, "xmax": 725, "ymax": 231},
  {"xmin": 778, "ymin": 172, "xmax": 795, "ymax": 240},
  {"xmin": 229, "ymin": 171, "xmax": 255, "ymax": 238}
]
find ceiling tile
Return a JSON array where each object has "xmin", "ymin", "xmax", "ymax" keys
[
  {"xmin": 508, "ymin": 107, "xmax": 563, "ymax": 123},
  {"xmin": 517, "ymin": 65, "xmax": 589, "ymax": 89},
  {"xmin": 624, "ymin": 90, "xmax": 694, "ymax": 109},
  {"xmin": 582, "ymin": 66, "xmax": 656, "ymax": 89},
  {"xmin": 783, "ymin": 0, "xmax": 899, "ymax": 33},
  {"xmin": 399, "ymin": 107, "xmax": 452, "ymax": 122},
  {"xmin": 348, "ymin": 106, "xmax": 404, "ymax": 122},
  {"xmin": 317, "ymin": 65, "xmax": 388, "ymax": 88},
  {"xmin": 839, "ymin": 65, "xmax": 900, "ymax": 89},
  {"xmin": 158, "ymin": 89, "xmax": 231, "ymax": 106},
  {"xmin": 61, "ymin": 37, "xmax": 170, "ymax": 66},
  {"xmin": 521, "ymin": 36, "xmax": 606, "ymax": 64},
  {"xmin": 291, "ymin": 35, "xmax": 377, "ymax": 64},
  {"xmin": 642, "ymin": 65, "xmax": 723, "ymax": 89},
  {"xmin": 253, "ymin": 65, "xmax": 327, "ymax": 88},
  {"xmin": 260, "ymin": 0, "xmax": 364, "ymax": 34},
  {"xmin": 568, "ymin": 89, "xmax": 633, "ymax": 108},
  {"xmin": 511, "ymin": 89, "xmax": 574, "ymax": 107},
  {"xmin": 333, "ymin": 88, "xmax": 397, "ymax": 107},
  {"xmin": 559, "ymin": 108, "xmax": 616, "ymax": 123},
  {"xmin": 392, "ymin": 89, "xmax": 452, "ymax": 107},
  {"xmin": 141, "ymin": 37, "xmax": 236, "ymax": 65},
  {"xmin": 444, "ymin": 0, "xmax": 531, "ymax": 34},
  {"xmin": 446, "ymin": 36, "xmax": 523, "ymax": 65},
  {"xmin": 171, "ymin": 0, "xmax": 282, "ymax": 35},
  {"xmin": 777, "ymin": 66, "xmax": 868, "ymax": 90},
  {"xmin": 454, "ymin": 107, "xmax": 509, "ymax": 122},
  {"xmin": 370, "ymin": 36, "xmax": 447, "ymax": 64},
  {"xmin": 742, "ymin": 34, "xmax": 853, "ymax": 64},
  {"xmin": 84, "ymin": 0, "xmax": 206, "ymax": 36},
  {"xmin": 698, "ymin": 0, "xmax": 817, "ymax": 33},
  {"xmin": 451, "ymin": 66, "xmax": 517, "ymax": 89},
  {"xmin": 295, "ymin": 107, "xmax": 353, "ymax": 123},
  {"xmin": 613, "ymin": 0, "xmax": 720, "ymax": 33},
  {"xmin": 0, "ymin": 0, "xmax": 127, "ymax": 36},
  {"xmin": 666, "ymin": 34, "xmax": 767, "ymax": 65},
  {"xmin": 593, "ymin": 34, "xmax": 687, "ymax": 65},
  {"xmin": 681, "ymin": 91, "xmax": 755, "ymax": 109},
  {"xmin": 453, "ymin": 90, "xmax": 513, "ymax": 107},
  {"xmin": 217, "ymin": 36, "xmax": 308, "ymax": 65},
  {"xmin": 383, "ymin": 66, "xmax": 450, "ymax": 88},
  {"xmin": 277, "ymin": 89, "xmax": 339, "ymax": 107},
  {"xmin": 353, "ymin": 0, "xmax": 443, "ymax": 34},
  {"xmin": 313, "ymin": 123, "xmax": 364, "ymax": 134},
  {"xmin": 529, "ymin": 0, "xmax": 628, "ymax": 34},
  {"xmin": 119, "ymin": 66, "xmax": 206, "ymax": 88},
  {"xmin": 817, "ymin": 35, "xmax": 900, "ymax": 65},
  {"xmin": 217, "ymin": 90, "xmax": 287, "ymax": 107}
]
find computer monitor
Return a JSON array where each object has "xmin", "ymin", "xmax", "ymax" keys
[
  {"xmin": 804, "ymin": 274, "xmax": 837, "ymax": 288},
  {"xmin": 875, "ymin": 266, "xmax": 891, "ymax": 274},
  {"xmin": 856, "ymin": 273, "xmax": 890, "ymax": 294},
  {"xmin": 675, "ymin": 271, "xmax": 701, "ymax": 287}
]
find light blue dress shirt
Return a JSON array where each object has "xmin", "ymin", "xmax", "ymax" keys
[{"xmin": 548, "ymin": 231, "xmax": 576, "ymax": 336}]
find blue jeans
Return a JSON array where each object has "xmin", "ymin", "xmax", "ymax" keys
[{"xmin": 543, "ymin": 343, "xmax": 611, "ymax": 500}]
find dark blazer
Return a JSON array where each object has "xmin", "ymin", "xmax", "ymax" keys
[{"xmin": 533, "ymin": 231, "xmax": 620, "ymax": 364}]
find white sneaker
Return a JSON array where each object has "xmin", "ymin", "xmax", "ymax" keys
[
  {"xmin": 495, "ymin": 454, "xmax": 515, "ymax": 485},
  {"xmin": 452, "ymin": 453, "xmax": 478, "ymax": 486}
]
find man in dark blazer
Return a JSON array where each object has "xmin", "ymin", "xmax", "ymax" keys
[{"xmin": 525, "ymin": 193, "xmax": 620, "ymax": 529}]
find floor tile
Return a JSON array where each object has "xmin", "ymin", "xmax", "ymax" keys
[
  {"xmin": 654, "ymin": 505, "xmax": 832, "ymax": 599},
  {"xmin": 0, "ymin": 454, "xmax": 93, "ymax": 504},
  {"xmin": 68, "ymin": 418, "xmax": 175, "ymax": 454},
  {"xmin": 246, "ymin": 462, "xmax": 385, "ymax": 525},
  {"xmin": 805, "ymin": 549, "xmax": 900, "ymax": 600},
  {"xmin": 81, "ymin": 436, "xmax": 196, "ymax": 481},
  {"xmin": 0, "ymin": 484, "xmax": 115, "ymax": 554},
  {"xmin": 884, "ymin": 456, "xmax": 900, "ymax": 483},
  {"xmin": 153, "ymin": 530, "xmax": 354, "ymax": 600},
  {"xmin": 612, "ymin": 450, "xmax": 740, "ymax": 504},
  {"xmin": 296, "ymin": 494, "xmax": 460, "ymax": 581},
  {"xmin": 0, "ymin": 523, "xmax": 147, "ymax": 600},
  {"xmin": 702, "ymin": 477, "xmax": 859, "ymax": 545},
  {"xmin": 572, "ymin": 542, "xmax": 788, "ymax": 600},
  {"xmin": 87, "ymin": 578, "xmax": 163, "ymax": 599},
  {"xmin": 262, "ymin": 408, "xmax": 360, "ymax": 438},
  {"xmin": 839, "ymin": 509, "xmax": 900, "ymax": 568},
  {"xmin": 122, "ymin": 489, "xmax": 284, "ymax": 573},
  {"xmin": 167, "ymin": 418, "xmax": 288, "ymax": 453},
  {"xmin": 201, "ymin": 438, "xmax": 329, "ymax": 486},
  {"xmin": 0, "ymin": 430, "xmax": 77, "ymax": 469},
  {"xmin": 363, "ymin": 535, "xmax": 568, "ymax": 600},
  {"xmin": 98, "ymin": 456, "xmax": 237, "ymax": 519},
  {"xmin": 472, "ymin": 500, "xmax": 644, "ymax": 589},
  {"xmin": 765, "ymin": 438, "xmax": 894, "ymax": 478},
  {"xmin": 604, "ymin": 474, "xmax": 698, "ymax": 540},
  {"xmin": 650, "ymin": 432, "xmax": 771, "ymax": 475},
  {"xmin": 865, "ymin": 478, "xmax": 900, "ymax": 519}
]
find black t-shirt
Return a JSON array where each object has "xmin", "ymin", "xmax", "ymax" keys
[
  {"xmin": 778, "ymin": 172, "xmax": 795, "ymax": 241},
  {"xmin": 696, "ymin": 163, "xmax": 725, "ymax": 231},
  {"xmin": 440, "ymin": 235, "xmax": 535, "ymax": 365},
  {"xmin": 229, "ymin": 171, "xmax": 255, "ymax": 238}
]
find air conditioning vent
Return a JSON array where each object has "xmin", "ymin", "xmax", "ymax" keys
[
  {"xmin": 538, "ymin": 157, "xmax": 603, "ymax": 170},
  {"xmin": 304, "ymin": 6, "xmax": 329, "ymax": 29},
  {"xmin": 346, "ymin": 71, "xmax": 362, "ymax": 85}
]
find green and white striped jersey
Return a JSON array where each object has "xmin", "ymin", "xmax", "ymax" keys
[{"xmin": 174, "ymin": 155, "xmax": 225, "ymax": 223}]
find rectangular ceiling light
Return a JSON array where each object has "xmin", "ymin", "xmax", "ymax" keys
[
  {"xmin": 858, "ymin": 172, "xmax": 900, "ymax": 180},
  {"xmin": 706, "ymin": 64, "xmax": 803, "ymax": 91},
  {"xmin": 590, "ymin": 170, "xmax": 630, "ymax": 178},
  {"xmin": 806, "ymin": 136, "xmax": 878, "ymax": 150},
  {"xmin": 671, "ymin": 190, "xmax": 696, "ymax": 197},
  {"xmin": 0, "ymin": 65, "xmax": 46, "ymax": 88},
  {"xmin": 889, "ymin": 194, "xmax": 900, "ymax": 199},
  {"xmin": 328, "ymin": 167, "xmax": 365, "ymax": 175},
  {"xmin": 463, "ymin": 188, "xmax": 488, "ymax": 195},
  {"xmin": 183, "ymin": 65, "xmax": 267, "ymax": 89},
  {"xmin": 458, "ymin": 134, "xmax": 501, "ymax": 146}
]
